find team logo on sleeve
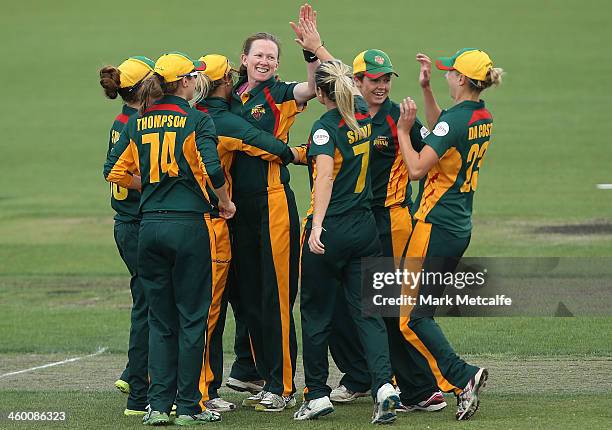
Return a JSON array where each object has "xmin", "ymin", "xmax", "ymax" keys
[
  {"xmin": 251, "ymin": 104, "xmax": 266, "ymax": 121},
  {"xmin": 313, "ymin": 129, "xmax": 330, "ymax": 145},
  {"xmin": 420, "ymin": 126, "xmax": 430, "ymax": 139},
  {"xmin": 373, "ymin": 135, "xmax": 389, "ymax": 150},
  {"xmin": 433, "ymin": 121, "xmax": 450, "ymax": 136}
]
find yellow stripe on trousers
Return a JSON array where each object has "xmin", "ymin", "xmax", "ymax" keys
[
  {"xmin": 268, "ymin": 187, "xmax": 293, "ymax": 396},
  {"xmin": 198, "ymin": 216, "xmax": 231, "ymax": 406},
  {"xmin": 389, "ymin": 205, "xmax": 412, "ymax": 260},
  {"xmin": 398, "ymin": 220, "xmax": 461, "ymax": 395}
]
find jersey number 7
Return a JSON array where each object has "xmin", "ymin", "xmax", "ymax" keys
[{"xmin": 352, "ymin": 141, "xmax": 370, "ymax": 193}]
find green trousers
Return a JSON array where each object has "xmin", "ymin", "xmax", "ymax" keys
[
  {"xmin": 114, "ymin": 220, "xmax": 149, "ymax": 410},
  {"xmin": 232, "ymin": 185, "xmax": 299, "ymax": 396},
  {"xmin": 389, "ymin": 220, "xmax": 478, "ymax": 401},
  {"xmin": 329, "ymin": 205, "xmax": 436, "ymax": 400},
  {"xmin": 138, "ymin": 212, "xmax": 213, "ymax": 415},
  {"xmin": 228, "ymin": 278, "xmax": 261, "ymax": 382},
  {"xmin": 300, "ymin": 210, "xmax": 393, "ymax": 401},
  {"xmin": 199, "ymin": 218, "xmax": 259, "ymax": 403}
]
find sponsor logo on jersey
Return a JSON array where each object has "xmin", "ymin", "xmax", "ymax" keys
[
  {"xmin": 373, "ymin": 135, "xmax": 389, "ymax": 150},
  {"xmin": 251, "ymin": 104, "xmax": 266, "ymax": 121},
  {"xmin": 420, "ymin": 126, "xmax": 430, "ymax": 139},
  {"xmin": 374, "ymin": 56, "xmax": 385, "ymax": 65},
  {"xmin": 433, "ymin": 121, "xmax": 450, "ymax": 137},
  {"xmin": 313, "ymin": 129, "xmax": 330, "ymax": 145}
]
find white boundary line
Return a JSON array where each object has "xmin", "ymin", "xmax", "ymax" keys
[
  {"xmin": 596, "ymin": 184, "xmax": 612, "ymax": 189},
  {"xmin": 0, "ymin": 347, "xmax": 108, "ymax": 379}
]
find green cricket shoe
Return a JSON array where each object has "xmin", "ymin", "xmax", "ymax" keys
[
  {"xmin": 115, "ymin": 379, "xmax": 130, "ymax": 394},
  {"xmin": 142, "ymin": 410, "xmax": 170, "ymax": 426},
  {"xmin": 174, "ymin": 410, "xmax": 222, "ymax": 426}
]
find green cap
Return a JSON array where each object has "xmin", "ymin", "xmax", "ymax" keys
[{"xmin": 353, "ymin": 49, "xmax": 398, "ymax": 78}]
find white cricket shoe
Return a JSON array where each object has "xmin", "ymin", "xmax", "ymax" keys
[
  {"xmin": 330, "ymin": 384, "xmax": 370, "ymax": 403},
  {"xmin": 204, "ymin": 397, "xmax": 236, "ymax": 412},
  {"xmin": 371, "ymin": 383, "xmax": 400, "ymax": 424},
  {"xmin": 294, "ymin": 396, "xmax": 334, "ymax": 420},
  {"xmin": 456, "ymin": 368, "xmax": 488, "ymax": 420}
]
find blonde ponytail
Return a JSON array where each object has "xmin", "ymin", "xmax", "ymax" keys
[
  {"xmin": 192, "ymin": 72, "xmax": 213, "ymax": 105},
  {"xmin": 315, "ymin": 60, "xmax": 360, "ymax": 133},
  {"xmin": 485, "ymin": 67, "xmax": 504, "ymax": 88},
  {"xmin": 137, "ymin": 74, "xmax": 164, "ymax": 115}
]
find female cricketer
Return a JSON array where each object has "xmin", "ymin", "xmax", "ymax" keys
[
  {"xmin": 294, "ymin": 60, "xmax": 400, "ymax": 424},
  {"xmin": 328, "ymin": 49, "xmax": 447, "ymax": 412},
  {"xmin": 193, "ymin": 54, "xmax": 298, "ymax": 413},
  {"xmin": 230, "ymin": 4, "xmax": 321, "ymax": 412},
  {"xmin": 104, "ymin": 52, "xmax": 233, "ymax": 425},
  {"xmin": 394, "ymin": 48, "xmax": 503, "ymax": 421},
  {"xmin": 99, "ymin": 55, "xmax": 154, "ymax": 416}
]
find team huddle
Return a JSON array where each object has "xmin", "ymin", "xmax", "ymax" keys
[{"xmin": 100, "ymin": 3, "xmax": 503, "ymax": 426}]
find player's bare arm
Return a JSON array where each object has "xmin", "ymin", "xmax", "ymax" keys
[
  {"xmin": 397, "ymin": 96, "xmax": 439, "ymax": 179},
  {"xmin": 416, "ymin": 53, "xmax": 443, "ymax": 130},
  {"xmin": 308, "ymin": 154, "xmax": 334, "ymax": 254}
]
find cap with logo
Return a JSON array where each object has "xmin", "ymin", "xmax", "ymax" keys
[
  {"xmin": 117, "ymin": 56, "xmax": 155, "ymax": 89},
  {"xmin": 353, "ymin": 49, "xmax": 399, "ymax": 79},
  {"xmin": 435, "ymin": 48, "xmax": 493, "ymax": 81},
  {"xmin": 154, "ymin": 52, "xmax": 207, "ymax": 83},
  {"xmin": 198, "ymin": 54, "xmax": 235, "ymax": 81}
]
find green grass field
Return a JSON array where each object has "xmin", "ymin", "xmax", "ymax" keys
[{"xmin": 1, "ymin": 0, "xmax": 611, "ymax": 428}]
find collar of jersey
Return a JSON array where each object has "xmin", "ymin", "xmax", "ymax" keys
[
  {"xmin": 158, "ymin": 94, "xmax": 190, "ymax": 108},
  {"xmin": 200, "ymin": 96, "xmax": 229, "ymax": 110},
  {"xmin": 233, "ymin": 75, "xmax": 277, "ymax": 99},
  {"xmin": 371, "ymin": 97, "xmax": 392, "ymax": 125},
  {"xmin": 122, "ymin": 104, "xmax": 138, "ymax": 116},
  {"xmin": 448, "ymin": 99, "xmax": 485, "ymax": 112}
]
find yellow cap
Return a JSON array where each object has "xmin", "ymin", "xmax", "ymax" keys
[
  {"xmin": 117, "ymin": 56, "xmax": 155, "ymax": 88},
  {"xmin": 436, "ymin": 48, "xmax": 493, "ymax": 81},
  {"xmin": 154, "ymin": 52, "xmax": 206, "ymax": 83},
  {"xmin": 198, "ymin": 54, "xmax": 233, "ymax": 81}
]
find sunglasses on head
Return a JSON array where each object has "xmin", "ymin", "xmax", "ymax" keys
[{"xmin": 177, "ymin": 70, "xmax": 199, "ymax": 79}]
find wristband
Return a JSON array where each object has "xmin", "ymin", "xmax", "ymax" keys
[{"xmin": 303, "ymin": 49, "xmax": 318, "ymax": 63}]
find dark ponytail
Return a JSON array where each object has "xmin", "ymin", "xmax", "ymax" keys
[{"xmin": 99, "ymin": 66, "xmax": 121, "ymax": 99}]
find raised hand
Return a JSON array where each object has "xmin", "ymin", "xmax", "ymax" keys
[
  {"xmin": 398, "ymin": 97, "xmax": 418, "ymax": 132},
  {"xmin": 290, "ymin": 3, "xmax": 320, "ymax": 51},
  {"xmin": 416, "ymin": 53, "xmax": 432, "ymax": 89}
]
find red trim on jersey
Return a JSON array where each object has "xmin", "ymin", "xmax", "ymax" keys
[
  {"xmin": 196, "ymin": 105, "xmax": 209, "ymax": 113},
  {"xmin": 386, "ymin": 114, "xmax": 402, "ymax": 203},
  {"xmin": 263, "ymin": 87, "xmax": 281, "ymax": 136},
  {"xmin": 144, "ymin": 104, "xmax": 187, "ymax": 115},
  {"xmin": 385, "ymin": 114, "xmax": 399, "ymax": 150},
  {"xmin": 115, "ymin": 113, "xmax": 130, "ymax": 124},
  {"xmin": 338, "ymin": 112, "xmax": 370, "ymax": 128},
  {"xmin": 468, "ymin": 108, "xmax": 492, "ymax": 126}
]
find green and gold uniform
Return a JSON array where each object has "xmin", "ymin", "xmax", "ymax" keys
[
  {"xmin": 108, "ymin": 105, "xmax": 149, "ymax": 411},
  {"xmin": 229, "ymin": 76, "xmax": 302, "ymax": 397},
  {"xmin": 300, "ymin": 97, "xmax": 393, "ymax": 401},
  {"xmin": 104, "ymin": 94, "xmax": 224, "ymax": 416},
  {"xmin": 329, "ymin": 98, "xmax": 430, "ymax": 395},
  {"xmin": 194, "ymin": 97, "xmax": 295, "ymax": 405},
  {"xmin": 393, "ymin": 100, "xmax": 494, "ymax": 398}
]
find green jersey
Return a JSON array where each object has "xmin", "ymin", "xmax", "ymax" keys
[
  {"xmin": 305, "ymin": 97, "xmax": 373, "ymax": 225},
  {"xmin": 104, "ymin": 95, "xmax": 224, "ymax": 214},
  {"xmin": 108, "ymin": 104, "xmax": 140, "ymax": 222},
  {"xmin": 230, "ymin": 76, "xmax": 303, "ymax": 195},
  {"xmin": 413, "ymin": 100, "xmax": 493, "ymax": 235},
  {"xmin": 369, "ymin": 98, "xmax": 428, "ymax": 209},
  {"xmin": 195, "ymin": 96, "xmax": 295, "ymax": 216}
]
